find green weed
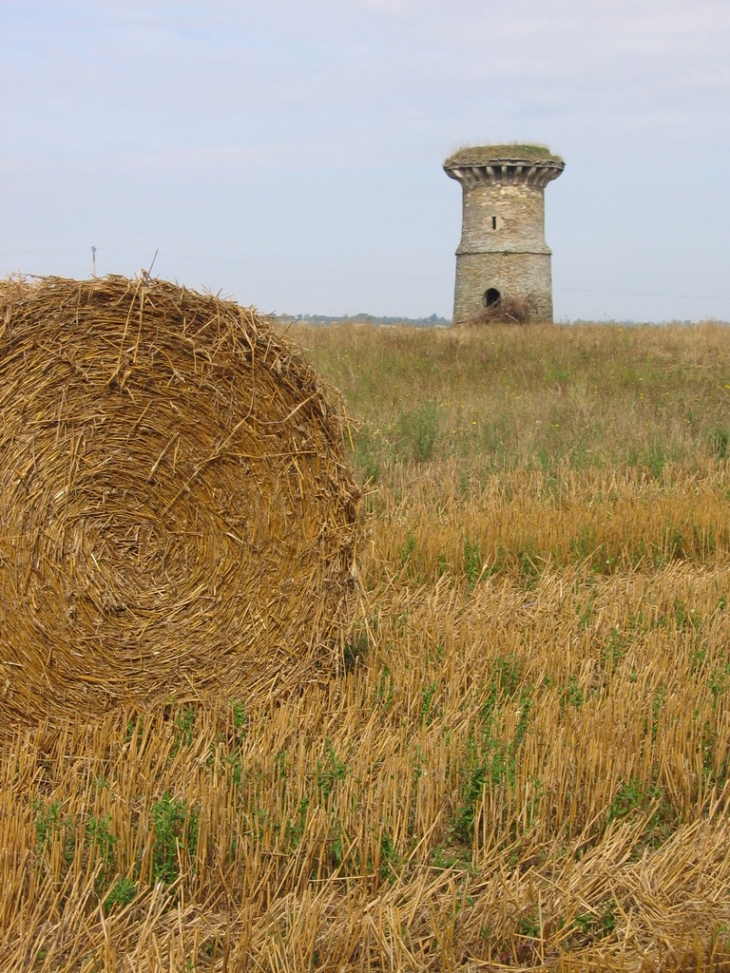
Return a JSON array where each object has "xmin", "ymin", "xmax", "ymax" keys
[
  {"xmin": 317, "ymin": 739, "xmax": 348, "ymax": 800},
  {"xmin": 150, "ymin": 793, "xmax": 199, "ymax": 886},
  {"xmin": 103, "ymin": 876, "xmax": 137, "ymax": 913}
]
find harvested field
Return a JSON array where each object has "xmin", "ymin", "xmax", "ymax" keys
[
  {"xmin": 2, "ymin": 317, "xmax": 730, "ymax": 970},
  {"xmin": 0, "ymin": 276, "xmax": 360, "ymax": 725}
]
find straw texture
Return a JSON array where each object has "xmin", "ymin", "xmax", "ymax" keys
[{"xmin": 0, "ymin": 275, "xmax": 360, "ymax": 724}]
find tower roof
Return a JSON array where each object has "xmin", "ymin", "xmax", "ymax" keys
[{"xmin": 444, "ymin": 143, "xmax": 563, "ymax": 168}]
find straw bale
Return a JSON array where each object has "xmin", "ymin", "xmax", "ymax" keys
[{"xmin": 0, "ymin": 275, "xmax": 360, "ymax": 724}]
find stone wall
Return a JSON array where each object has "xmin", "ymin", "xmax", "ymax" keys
[
  {"xmin": 453, "ymin": 251, "xmax": 553, "ymax": 323},
  {"xmin": 453, "ymin": 180, "xmax": 553, "ymax": 324},
  {"xmin": 458, "ymin": 182, "xmax": 548, "ymax": 254}
]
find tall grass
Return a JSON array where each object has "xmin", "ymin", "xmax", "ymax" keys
[
  {"xmin": 3, "ymin": 321, "xmax": 730, "ymax": 970},
  {"xmin": 298, "ymin": 321, "xmax": 730, "ymax": 478}
]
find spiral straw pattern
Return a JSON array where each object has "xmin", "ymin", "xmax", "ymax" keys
[{"xmin": 0, "ymin": 275, "xmax": 360, "ymax": 724}]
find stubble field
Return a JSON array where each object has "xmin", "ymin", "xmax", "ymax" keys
[{"xmin": 3, "ymin": 321, "xmax": 730, "ymax": 971}]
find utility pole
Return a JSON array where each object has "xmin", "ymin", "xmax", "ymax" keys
[{"xmin": 91, "ymin": 246, "xmax": 97, "ymax": 277}]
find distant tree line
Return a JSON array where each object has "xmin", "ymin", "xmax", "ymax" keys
[{"xmin": 275, "ymin": 312, "xmax": 450, "ymax": 327}]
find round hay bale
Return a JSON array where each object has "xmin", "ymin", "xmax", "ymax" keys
[{"xmin": 0, "ymin": 275, "xmax": 360, "ymax": 725}]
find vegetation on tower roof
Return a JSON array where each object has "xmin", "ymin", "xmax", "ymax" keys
[{"xmin": 444, "ymin": 143, "xmax": 564, "ymax": 167}]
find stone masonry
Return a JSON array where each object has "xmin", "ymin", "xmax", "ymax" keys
[{"xmin": 443, "ymin": 145, "xmax": 564, "ymax": 324}]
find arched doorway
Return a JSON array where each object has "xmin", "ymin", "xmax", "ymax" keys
[{"xmin": 484, "ymin": 288, "xmax": 501, "ymax": 308}]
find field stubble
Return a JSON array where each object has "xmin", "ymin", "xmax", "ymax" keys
[{"xmin": 3, "ymin": 322, "xmax": 730, "ymax": 970}]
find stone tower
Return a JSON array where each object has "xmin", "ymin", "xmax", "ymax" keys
[{"xmin": 443, "ymin": 144, "xmax": 564, "ymax": 324}]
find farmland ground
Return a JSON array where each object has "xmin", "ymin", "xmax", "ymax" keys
[{"xmin": 3, "ymin": 322, "xmax": 730, "ymax": 970}]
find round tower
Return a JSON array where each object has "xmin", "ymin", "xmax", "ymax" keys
[{"xmin": 444, "ymin": 144, "xmax": 564, "ymax": 324}]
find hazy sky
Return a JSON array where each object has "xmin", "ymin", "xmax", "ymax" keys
[{"xmin": 2, "ymin": 0, "xmax": 729, "ymax": 321}]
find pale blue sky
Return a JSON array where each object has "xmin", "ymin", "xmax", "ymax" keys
[{"xmin": 2, "ymin": 0, "xmax": 729, "ymax": 321}]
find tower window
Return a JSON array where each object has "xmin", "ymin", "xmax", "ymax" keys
[
  {"xmin": 484, "ymin": 288, "xmax": 501, "ymax": 308},
  {"xmin": 492, "ymin": 216, "xmax": 497, "ymax": 230}
]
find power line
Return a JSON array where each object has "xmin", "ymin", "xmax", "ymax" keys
[
  {"xmin": 555, "ymin": 286, "xmax": 730, "ymax": 302},
  {"xmin": 2, "ymin": 247, "xmax": 729, "ymax": 303}
]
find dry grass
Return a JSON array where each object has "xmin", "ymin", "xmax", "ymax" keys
[
  {"xmin": 3, "ymin": 319, "xmax": 730, "ymax": 970},
  {"xmin": 444, "ymin": 144, "xmax": 564, "ymax": 167}
]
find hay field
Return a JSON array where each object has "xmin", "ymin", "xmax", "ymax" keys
[{"xmin": 3, "ymin": 321, "xmax": 730, "ymax": 970}]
